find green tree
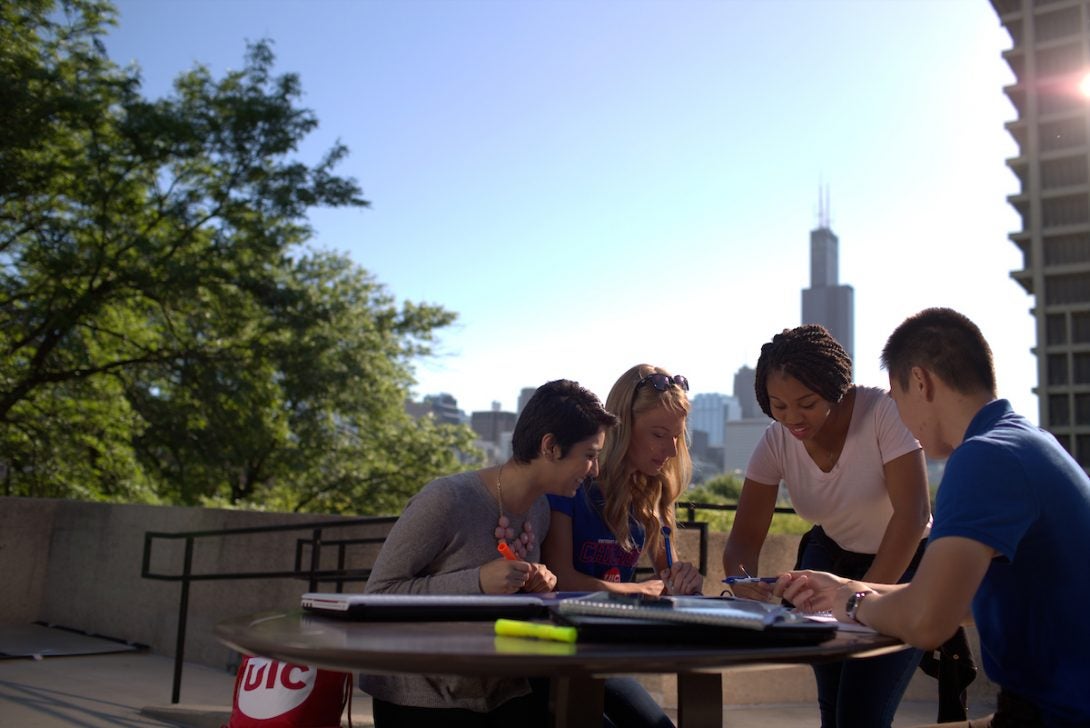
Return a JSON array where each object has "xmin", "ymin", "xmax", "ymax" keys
[{"xmin": 0, "ymin": 0, "xmax": 479, "ymax": 510}]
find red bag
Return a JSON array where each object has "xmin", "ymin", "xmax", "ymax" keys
[{"xmin": 225, "ymin": 655, "xmax": 351, "ymax": 728}]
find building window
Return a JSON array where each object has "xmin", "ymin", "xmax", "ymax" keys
[
  {"xmin": 1051, "ymin": 394, "xmax": 1071, "ymax": 427},
  {"xmin": 1076, "ymin": 393, "xmax": 1090, "ymax": 425},
  {"xmin": 1075, "ymin": 352, "xmax": 1090, "ymax": 384},
  {"xmin": 1047, "ymin": 312, "xmax": 1067, "ymax": 345},
  {"xmin": 1041, "ymin": 194, "xmax": 1089, "ymax": 228},
  {"xmin": 1073, "ymin": 311, "xmax": 1090, "ymax": 343},
  {"xmin": 1049, "ymin": 353, "xmax": 1069, "ymax": 385},
  {"xmin": 1038, "ymin": 81, "xmax": 1085, "ymax": 115},
  {"xmin": 1035, "ymin": 6, "xmax": 1082, "ymax": 44},
  {"xmin": 1076, "ymin": 435, "xmax": 1090, "ymax": 468},
  {"xmin": 1039, "ymin": 118, "xmax": 1086, "ymax": 153},
  {"xmin": 1045, "ymin": 273, "xmax": 1090, "ymax": 305},
  {"xmin": 1043, "ymin": 232, "xmax": 1090, "ymax": 265},
  {"xmin": 1040, "ymin": 157, "xmax": 1087, "ymax": 191},
  {"xmin": 1035, "ymin": 42, "xmax": 1084, "ymax": 78}
]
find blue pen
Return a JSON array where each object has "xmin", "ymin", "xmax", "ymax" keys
[
  {"xmin": 661, "ymin": 525, "xmax": 673, "ymax": 568},
  {"xmin": 723, "ymin": 576, "xmax": 779, "ymax": 585}
]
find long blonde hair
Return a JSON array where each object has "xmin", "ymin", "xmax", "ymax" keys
[{"xmin": 597, "ymin": 364, "xmax": 692, "ymax": 557}]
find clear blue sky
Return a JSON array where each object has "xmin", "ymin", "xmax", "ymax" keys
[{"xmin": 104, "ymin": 0, "xmax": 1035, "ymax": 421}]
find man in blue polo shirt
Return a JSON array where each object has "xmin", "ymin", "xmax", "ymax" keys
[{"xmin": 776, "ymin": 307, "xmax": 1090, "ymax": 727}]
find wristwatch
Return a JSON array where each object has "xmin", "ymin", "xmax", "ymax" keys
[{"xmin": 845, "ymin": 590, "xmax": 870, "ymax": 624}]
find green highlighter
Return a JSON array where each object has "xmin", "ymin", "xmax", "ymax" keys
[{"xmin": 494, "ymin": 618, "xmax": 578, "ymax": 643}]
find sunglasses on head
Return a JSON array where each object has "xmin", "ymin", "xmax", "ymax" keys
[{"xmin": 636, "ymin": 373, "xmax": 690, "ymax": 392}]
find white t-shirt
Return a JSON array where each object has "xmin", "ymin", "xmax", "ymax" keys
[{"xmin": 745, "ymin": 385, "xmax": 931, "ymax": 554}]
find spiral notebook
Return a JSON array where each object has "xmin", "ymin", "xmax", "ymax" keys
[{"xmin": 551, "ymin": 592, "xmax": 836, "ymax": 644}]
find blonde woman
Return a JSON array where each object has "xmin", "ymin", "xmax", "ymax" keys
[
  {"xmin": 542, "ymin": 364, "xmax": 703, "ymax": 597},
  {"xmin": 541, "ymin": 365, "xmax": 702, "ymax": 728}
]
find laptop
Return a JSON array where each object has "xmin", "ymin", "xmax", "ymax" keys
[{"xmin": 300, "ymin": 592, "xmax": 551, "ymax": 621}]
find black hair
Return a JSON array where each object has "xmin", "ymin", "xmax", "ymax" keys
[
  {"xmin": 754, "ymin": 324, "xmax": 853, "ymax": 418},
  {"xmin": 882, "ymin": 307, "xmax": 996, "ymax": 396},
  {"xmin": 510, "ymin": 380, "xmax": 619, "ymax": 463}
]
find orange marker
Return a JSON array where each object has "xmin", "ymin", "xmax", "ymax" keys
[{"xmin": 497, "ymin": 541, "xmax": 517, "ymax": 561}]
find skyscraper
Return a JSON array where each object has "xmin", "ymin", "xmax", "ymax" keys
[
  {"xmin": 991, "ymin": 0, "xmax": 1090, "ymax": 468},
  {"xmin": 801, "ymin": 187, "xmax": 855, "ymax": 361},
  {"xmin": 732, "ymin": 365, "xmax": 760, "ymax": 420}
]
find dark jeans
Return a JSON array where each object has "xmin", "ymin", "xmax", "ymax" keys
[
  {"xmin": 371, "ymin": 678, "xmax": 550, "ymax": 728},
  {"xmin": 372, "ymin": 677, "xmax": 674, "ymax": 728},
  {"xmin": 797, "ymin": 525, "xmax": 925, "ymax": 728},
  {"xmin": 604, "ymin": 676, "xmax": 675, "ymax": 728}
]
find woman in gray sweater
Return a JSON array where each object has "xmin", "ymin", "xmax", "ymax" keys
[{"xmin": 361, "ymin": 379, "xmax": 619, "ymax": 728}]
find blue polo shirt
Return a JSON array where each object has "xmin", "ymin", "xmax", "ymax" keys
[{"xmin": 930, "ymin": 399, "xmax": 1090, "ymax": 726}]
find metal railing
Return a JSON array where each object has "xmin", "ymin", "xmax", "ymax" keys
[
  {"xmin": 140, "ymin": 501, "xmax": 795, "ymax": 703},
  {"xmin": 140, "ymin": 516, "xmax": 397, "ymax": 703}
]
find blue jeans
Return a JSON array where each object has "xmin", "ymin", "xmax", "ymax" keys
[{"xmin": 798, "ymin": 526, "xmax": 924, "ymax": 728}]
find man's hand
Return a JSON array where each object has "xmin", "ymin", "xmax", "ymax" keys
[{"xmin": 773, "ymin": 570, "xmax": 855, "ymax": 613}]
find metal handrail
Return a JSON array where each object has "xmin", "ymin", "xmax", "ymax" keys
[
  {"xmin": 141, "ymin": 501, "xmax": 794, "ymax": 704},
  {"xmin": 141, "ymin": 515, "xmax": 397, "ymax": 703}
]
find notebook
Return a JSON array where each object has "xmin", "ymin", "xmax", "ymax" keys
[
  {"xmin": 551, "ymin": 592, "xmax": 837, "ymax": 645},
  {"xmin": 300, "ymin": 592, "xmax": 551, "ymax": 621}
]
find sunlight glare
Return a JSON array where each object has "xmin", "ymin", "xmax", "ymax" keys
[{"xmin": 1079, "ymin": 70, "xmax": 1090, "ymax": 98}]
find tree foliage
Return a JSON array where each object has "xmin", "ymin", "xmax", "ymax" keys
[
  {"xmin": 683, "ymin": 473, "xmax": 809, "ymax": 535},
  {"xmin": 0, "ymin": 0, "xmax": 481, "ymax": 511}
]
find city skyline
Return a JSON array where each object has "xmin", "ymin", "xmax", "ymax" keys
[{"xmin": 104, "ymin": 1, "xmax": 1037, "ymax": 422}]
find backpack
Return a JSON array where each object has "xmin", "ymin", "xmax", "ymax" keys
[{"xmin": 225, "ymin": 655, "xmax": 352, "ymax": 728}]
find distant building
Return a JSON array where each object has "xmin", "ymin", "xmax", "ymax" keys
[
  {"xmin": 688, "ymin": 393, "xmax": 742, "ymax": 476},
  {"xmin": 517, "ymin": 387, "xmax": 536, "ymax": 417},
  {"xmin": 689, "ymin": 393, "xmax": 740, "ymax": 450},
  {"xmin": 722, "ymin": 418, "xmax": 772, "ymax": 475},
  {"xmin": 990, "ymin": 0, "xmax": 1089, "ymax": 467},
  {"xmin": 471, "ymin": 409, "xmax": 517, "ymax": 447},
  {"xmin": 801, "ymin": 187, "xmax": 854, "ymax": 362},
  {"xmin": 733, "ymin": 366, "xmax": 760, "ymax": 420},
  {"xmin": 405, "ymin": 392, "xmax": 466, "ymax": 426}
]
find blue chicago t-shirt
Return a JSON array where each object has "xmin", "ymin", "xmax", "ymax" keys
[{"xmin": 547, "ymin": 480, "xmax": 645, "ymax": 583}]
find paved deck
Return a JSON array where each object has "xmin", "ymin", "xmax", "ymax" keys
[{"xmin": 0, "ymin": 651, "xmax": 996, "ymax": 727}]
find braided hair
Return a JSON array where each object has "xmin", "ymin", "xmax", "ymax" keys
[{"xmin": 754, "ymin": 325, "xmax": 853, "ymax": 418}]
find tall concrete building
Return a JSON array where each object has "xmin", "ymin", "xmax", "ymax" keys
[
  {"xmin": 801, "ymin": 188, "xmax": 855, "ymax": 361},
  {"xmin": 732, "ymin": 365, "xmax": 760, "ymax": 420},
  {"xmin": 991, "ymin": 0, "xmax": 1090, "ymax": 467}
]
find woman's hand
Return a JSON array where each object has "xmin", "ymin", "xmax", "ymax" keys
[
  {"xmin": 727, "ymin": 580, "xmax": 776, "ymax": 602},
  {"xmin": 521, "ymin": 563, "xmax": 558, "ymax": 593},
  {"xmin": 662, "ymin": 561, "xmax": 704, "ymax": 595},
  {"xmin": 479, "ymin": 558, "xmax": 532, "ymax": 594},
  {"xmin": 630, "ymin": 579, "xmax": 667, "ymax": 596}
]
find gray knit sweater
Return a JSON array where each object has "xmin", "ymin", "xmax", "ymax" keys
[{"xmin": 360, "ymin": 470, "xmax": 551, "ymax": 712}]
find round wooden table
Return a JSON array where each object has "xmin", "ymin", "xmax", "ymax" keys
[{"xmin": 216, "ymin": 610, "xmax": 906, "ymax": 727}]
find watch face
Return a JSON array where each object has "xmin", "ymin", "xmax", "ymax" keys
[{"xmin": 846, "ymin": 591, "xmax": 868, "ymax": 621}]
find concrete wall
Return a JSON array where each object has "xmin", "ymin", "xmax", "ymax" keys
[{"xmin": 0, "ymin": 497, "xmax": 390, "ymax": 675}]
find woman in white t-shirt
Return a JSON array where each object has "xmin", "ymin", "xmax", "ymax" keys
[{"xmin": 722, "ymin": 324, "xmax": 932, "ymax": 728}]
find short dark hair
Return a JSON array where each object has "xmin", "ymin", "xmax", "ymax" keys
[
  {"xmin": 510, "ymin": 380, "xmax": 619, "ymax": 463},
  {"xmin": 882, "ymin": 307, "xmax": 996, "ymax": 396},
  {"xmin": 754, "ymin": 325, "xmax": 853, "ymax": 418}
]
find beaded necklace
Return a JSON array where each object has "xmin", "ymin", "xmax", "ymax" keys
[{"xmin": 493, "ymin": 463, "xmax": 535, "ymax": 560}]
